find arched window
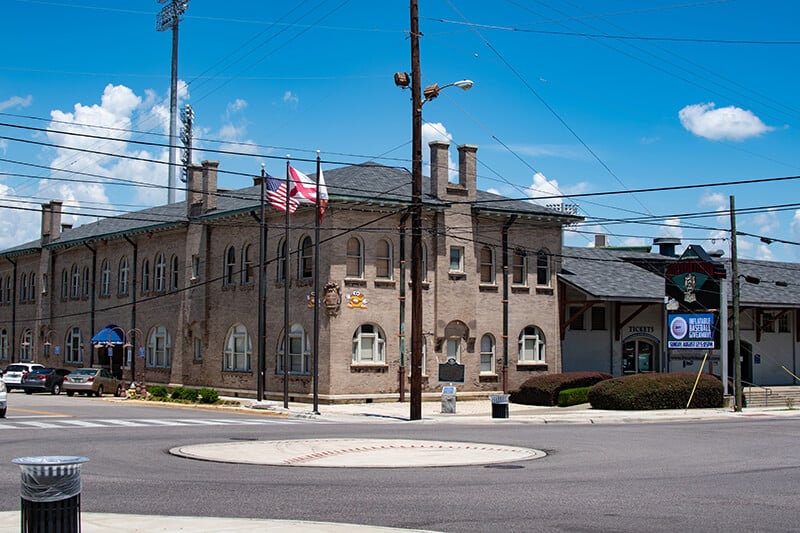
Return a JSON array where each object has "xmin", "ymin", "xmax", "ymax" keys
[
  {"xmin": 154, "ymin": 253, "xmax": 166, "ymax": 292},
  {"xmin": 346, "ymin": 237, "xmax": 364, "ymax": 278},
  {"xmin": 537, "ymin": 249, "xmax": 551, "ymax": 287},
  {"xmin": 146, "ymin": 325, "xmax": 171, "ymax": 368},
  {"xmin": 142, "ymin": 259, "xmax": 151, "ymax": 293},
  {"xmin": 240, "ymin": 246, "xmax": 252, "ymax": 285},
  {"xmin": 0, "ymin": 276, "xmax": 4, "ymax": 304},
  {"xmin": 118, "ymin": 256, "xmax": 129, "ymax": 295},
  {"xmin": 5, "ymin": 275, "xmax": 12, "ymax": 303},
  {"xmin": 65, "ymin": 327, "xmax": 83, "ymax": 364},
  {"xmin": 170, "ymin": 255, "xmax": 179, "ymax": 290},
  {"xmin": 82, "ymin": 266, "xmax": 90, "ymax": 298},
  {"xmin": 28, "ymin": 272, "xmax": 36, "ymax": 302},
  {"xmin": 444, "ymin": 321, "xmax": 469, "ymax": 363},
  {"xmin": 61, "ymin": 269, "xmax": 69, "ymax": 299},
  {"xmin": 20, "ymin": 329, "xmax": 33, "ymax": 362},
  {"xmin": 277, "ymin": 324, "xmax": 309, "ymax": 374},
  {"xmin": 0, "ymin": 328, "xmax": 8, "ymax": 361},
  {"xmin": 70, "ymin": 265, "xmax": 80, "ymax": 298},
  {"xmin": 224, "ymin": 324, "xmax": 251, "ymax": 372},
  {"xmin": 19, "ymin": 273, "xmax": 27, "ymax": 302},
  {"xmin": 375, "ymin": 239, "xmax": 393, "ymax": 280},
  {"xmin": 100, "ymin": 260, "xmax": 111, "ymax": 296},
  {"xmin": 512, "ymin": 249, "xmax": 527, "ymax": 286},
  {"xmin": 352, "ymin": 324, "xmax": 385, "ymax": 364},
  {"xmin": 224, "ymin": 246, "xmax": 236, "ymax": 286},
  {"xmin": 276, "ymin": 239, "xmax": 287, "ymax": 282},
  {"xmin": 480, "ymin": 246, "xmax": 495, "ymax": 284},
  {"xmin": 298, "ymin": 236, "xmax": 313, "ymax": 280},
  {"xmin": 519, "ymin": 326, "xmax": 545, "ymax": 363},
  {"xmin": 480, "ymin": 334, "xmax": 496, "ymax": 374}
]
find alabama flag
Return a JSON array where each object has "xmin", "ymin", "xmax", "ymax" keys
[{"xmin": 289, "ymin": 165, "xmax": 329, "ymax": 220}]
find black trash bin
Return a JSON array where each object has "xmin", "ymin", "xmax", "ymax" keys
[
  {"xmin": 489, "ymin": 394, "xmax": 510, "ymax": 419},
  {"xmin": 13, "ymin": 456, "xmax": 89, "ymax": 533}
]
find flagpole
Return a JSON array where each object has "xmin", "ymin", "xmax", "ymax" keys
[
  {"xmin": 257, "ymin": 164, "xmax": 267, "ymax": 401},
  {"xmin": 313, "ymin": 151, "xmax": 321, "ymax": 414},
  {"xmin": 283, "ymin": 157, "xmax": 291, "ymax": 409}
]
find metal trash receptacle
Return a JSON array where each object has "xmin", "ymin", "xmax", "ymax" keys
[
  {"xmin": 489, "ymin": 394, "xmax": 510, "ymax": 419},
  {"xmin": 13, "ymin": 455, "xmax": 89, "ymax": 533}
]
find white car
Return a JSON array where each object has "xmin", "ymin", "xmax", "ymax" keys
[
  {"xmin": 0, "ymin": 380, "xmax": 7, "ymax": 417},
  {"xmin": 2, "ymin": 363, "xmax": 44, "ymax": 391}
]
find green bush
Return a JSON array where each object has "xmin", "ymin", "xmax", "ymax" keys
[
  {"xmin": 511, "ymin": 372, "xmax": 613, "ymax": 406},
  {"xmin": 148, "ymin": 385, "xmax": 169, "ymax": 399},
  {"xmin": 588, "ymin": 373, "xmax": 723, "ymax": 410},
  {"xmin": 558, "ymin": 386, "xmax": 591, "ymax": 407},
  {"xmin": 198, "ymin": 387, "xmax": 219, "ymax": 404},
  {"xmin": 170, "ymin": 386, "xmax": 199, "ymax": 402}
]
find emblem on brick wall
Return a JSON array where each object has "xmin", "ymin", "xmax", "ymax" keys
[{"xmin": 346, "ymin": 290, "xmax": 368, "ymax": 309}]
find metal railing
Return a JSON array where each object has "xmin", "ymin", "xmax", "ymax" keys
[{"xmin": 742, "ymin": 380, "xmax": 773, "ymax": 407}]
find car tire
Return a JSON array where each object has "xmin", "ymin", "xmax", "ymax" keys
[
  {"xmin": 115, "ymin": 384, "xmax": 123, "ymax": 397},
  {"xmin": 52, "ymin": 383, "xmax": 61, "ymax": 395},
  {"xmin": 0, "ymin": 408, "xmax": 5, "ymax": 418},
  {"xmin": 25, "ymin": 390, "xmax": 32, "ymax": 395},
  {"xmin": 66, "ymin": 391, "xmax": 74, "ymax": 397},
  {"xmin": 96, "ymin": 385, "xmax": 104, "ymax": 397}
]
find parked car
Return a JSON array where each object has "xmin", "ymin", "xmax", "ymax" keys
[
  {"xmin": 2, "ymin": 363, "xmax": 44, "ymax": 391},
  {"xmin": 0, "ymin": 380, "xmax": 7, "ymax": 417},
  {"xmin": 63, "ymin": 368, "xmax": 123, "ymax": 397},
  {"xmin": 20, "ymin": 367, "xmax": 72, "ymax": 395}
]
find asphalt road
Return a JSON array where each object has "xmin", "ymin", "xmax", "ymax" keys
[{"xmin": 1, "ymin": 392, "xmax": 799, "ymax": 532}]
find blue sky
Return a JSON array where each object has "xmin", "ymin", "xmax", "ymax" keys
[{"xmin": 1, "ymin": 0, "xmax": 798, "ymax": 263}]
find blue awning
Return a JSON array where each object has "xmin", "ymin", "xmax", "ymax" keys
[{"xmin": 91, "ymin": 325, "xmax": 125, "ymax": 345}]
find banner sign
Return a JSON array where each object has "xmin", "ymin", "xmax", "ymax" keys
[{"xmin": 668, "ymin": 313, "xmax": 715, "ymax": 349}]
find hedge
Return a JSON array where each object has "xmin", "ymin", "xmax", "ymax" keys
[
  {"xmin": 557, "ymin": 386, "xmax": 591, "ymax": 407},
  {"xmin": 588, "ymin": 373, "xmax": 723, "ymax": 410},
  {"xmin": 510, "ymin": 372, "xmax": 613, "ymax": 406}
]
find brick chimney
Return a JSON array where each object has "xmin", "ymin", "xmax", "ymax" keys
[
  {"xmin": 41, "ymin": 203, "xmax": 52, "ymax": 244},
  {"xmin": 186, "ymin": 163, "xmax": 203, "ymax": 217},
  {"xmin": 457, "ymin": 144, "xmax": 477, "ymax": 201},
  {"xmin": 201, "ymin": 160, "xmax": 219, "ymax": 213},
  {"xmin": 429, "ymin": 140, "xmax": 450, "ymax": 199},
  {"xmin": 49, "ymin": 201, "xmax": 63, "ymax": 241}
]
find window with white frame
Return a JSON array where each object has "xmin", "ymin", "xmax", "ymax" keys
[
  {"xmin": 5, "ymin": 275, "xmax": 11, "ymax": 303},
  {"xmin": 224, "ymin": 324, "xmax": 251, "ymax": 372},
  {"xmin": 65, "ymin": 327, "xmax": 83, "ymax": 364},
  {"xmin": 70, "ymin": 265, "xmax": 80, "ymax": 298},
  {"xmin": 0, "ymin": 328, "xmax": 8, "ymax": 361},
  {"xmin": 519, "ymin": 325, "xmax": 546, "ymax": 363},
  {"xmin": 170, "ymin": 255, "xmax": 179, "ymax": 290},
  {"xmin": 224, "ymin": 247, "xmax": 236, "ymax": 286},
  {"xmin": 118, "ymin": 256, "xmax": 129, "ymax": 295},
  {"xmin": 352, "ymin": 324, "xmax": 385, "ymax": 364},
  {"xmin": 446, "ymin": 337, "xmax": 461, "ymax": 363},
  {"xmin": 240, "ymin": 246, "xmax": 252, "ymax": 285},
  {"xmin": 101, "ymin": 260, "xmax": 111, "ymax": 296},
  {"xmin": 512, "ymin": 249, "xmax": 527, "ymax": 285},
  {"xmin": 480, "ymin": 334, "xmax": 495, "ymax": 374},
  {"xmin": 82, "ymin": 266, "xmax": 90, "ymax": 298},
  {"xmin": 19, "ymin": 273, "xmax": 27, "ymax": 302},
  {"xmin": 299, "ymin": 236, "xmax": 313, "ymax": 280},
  {"xmin": 346, "ymin": 237, "xmax": 364, "ymax": 278},
  {"xmin": 449, "ymin": 246, "xmax": 465, "ymax": 272},
  {"xmin": 146, "ymin": 325, "xmax": 171, "ymax": 368},
  {"xmin": 480, "ymin": 246, "xmax": 495, "ymax": 284},
  {"xmin": 20, "ymin": 329, "xmax": 33, "ymax": 362},
  {"xmin": 154, "ymin": 253, "xmax": 166, "ymax": 292},
  {"xmin": 375, "ymin": 239, "xmax": 393, "ymax": 279},
  {"xmin": 536, "ymin": 249, "xmax": 551, "ymax": 287},
  {"xmin": 277, "ymin": 324, "xmax": 309, "ymax": 374},
  {"xmin": 277, "ymin": 239, "xmax": 287, "ymax": 282},
  {"xmin": 142, "ymin": 259, "xmax": 151, "ymax": 293}
]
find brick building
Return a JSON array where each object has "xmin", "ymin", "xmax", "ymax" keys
[{"xmin": 0, "ymin": 142, "xmax": 580, "ymax": 402}]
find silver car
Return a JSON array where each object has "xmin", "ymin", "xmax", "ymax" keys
[
  {"xmin": 64, "ymin": 368, "xmax": 123, "ymax": 397},
  {"xmin": 2, "ymin": 363, "xmax": 44, "ymax": 391}
]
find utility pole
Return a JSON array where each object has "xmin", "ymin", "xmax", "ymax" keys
[
  {"xmin": 409, "ymin": 0, "xmax": 423, "ymax": 421},
  {"xmin": 730, "ymin": 195, "xmax": 743, "ymax": 411},
  {"xmin": 156, "ymin": 0, "xmax": 189, "ymax": 205}
]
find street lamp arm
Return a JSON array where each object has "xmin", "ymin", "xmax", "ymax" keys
[{"xmin": 421, "ymin": 79, "xmax": 474, "ymax": 106}]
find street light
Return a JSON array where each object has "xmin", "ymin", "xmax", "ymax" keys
[{"xmin": 397, "ymin": 1, "xmax": 473, "ymax": 421}]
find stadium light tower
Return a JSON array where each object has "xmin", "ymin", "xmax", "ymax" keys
[{"xmin": 156, "ymin": 0, "xmax": 189, "ymax": 205}]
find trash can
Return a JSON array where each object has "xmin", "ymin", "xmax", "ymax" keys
[
  {"xmin": 489, "ymin": 394, "xmax": 510, "ymax": 419},
  {"xmin": 13, "ymin": 455, "xmax": 89, "ymax": 533}
]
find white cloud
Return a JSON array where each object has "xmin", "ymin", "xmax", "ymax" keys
[
  {"xmin": 422, "ymin": 122, "xmax": 455, "ymax": 180},
  {"xmin": 751, "ymin": 209, "xmax": 779, "ymax": 235},
  {"xmin": 215, "ymin": 98, "xmax": 259, "ymax": 156},
  {"xmin": 661, "ymin": 217, "xmax": 683, "ymax": 239},
  {"xmin": 679, "ymin": 102, "xmax": 773, "ymax": 141},
  {"xmin": 0, "ymin": 95, "xmax": 32, "ymax": 111},
  {"xmin": 282, "ymin": 91, "xmax": 299, "ymax": 108},
  {"xmin": 0, "ymin": 183, "xmax": 40, "ymax": 249}
]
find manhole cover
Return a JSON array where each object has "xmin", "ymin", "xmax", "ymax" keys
[{"xmin": 171, "ymin": 438, "xmax": 546, "ymax": 468}]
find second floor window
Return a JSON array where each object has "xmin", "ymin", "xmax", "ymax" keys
[
  {"xmin": 299, "ymin": 237, "xmax": 313, "ymax": 280},
  {"xmin": 375, "ymin": 239, "xmax": 392, "ymax": 279},
  {"xmin": 346, "ymin": 237, "xmax": 364, "ymax": 278},
  {"xmin": 101, "ymin": 260, "xmax": 111, "ymax": 296},
  {"xmin": 449, "ymin": 246, "xmax": 464, "ymax": 272},
  {"xmin": 119, "ymin": 257, "xmax": 129, "ymax": 295},
  {"xmin": 480, "ymin": 246, "xmax": 494, "ymax": 284},
  {"xmin": 154, "ymin": 253, "xmax": 166, "ymax": 292},
  {"xmin": 224, "ymin": 247, "xmax": 236, "ymax": 286}
]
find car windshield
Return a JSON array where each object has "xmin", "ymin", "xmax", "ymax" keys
[
  {"xmin": 30, "ymin": 368, "xmax": 54, "ymax": 375},
  {"xmin": 6, "ymin": 365, "xmax": 26, "ymax": 372},
  {"xmin": 71, "ymin": 369, "xmax": 97, "ymax": 375}
]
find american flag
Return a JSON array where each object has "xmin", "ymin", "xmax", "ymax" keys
[{"xmin": 266, "ymin": 173, "xmax": 298, "ymax": 213}]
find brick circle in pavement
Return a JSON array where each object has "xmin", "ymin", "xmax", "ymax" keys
[{"xmin": 170, "ymin": 438, "xmax": 546, "ymax": 468}]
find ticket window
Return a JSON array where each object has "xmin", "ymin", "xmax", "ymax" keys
[{"xmin": 623, "ymin": 339, "xmax": 656, "ymax": 374}]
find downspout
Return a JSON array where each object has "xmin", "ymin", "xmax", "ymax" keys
[
  {"xmin": 84, "ymin": 243, "xmax": 96, "ymax": 367},
  {"xmin": 398, "ymin": 210, "xmax": 410, "ymax": 402},
  {"xmin": 502, "ymin": 215, "xmax": 517, "ymax": 393},
  {"xmin": 6, "ymin": 258, "xmax": 17, "ymax": 363},
  {"xmin": 124, "ymin": 236, "xmax": 138, "ymax": 382}
]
